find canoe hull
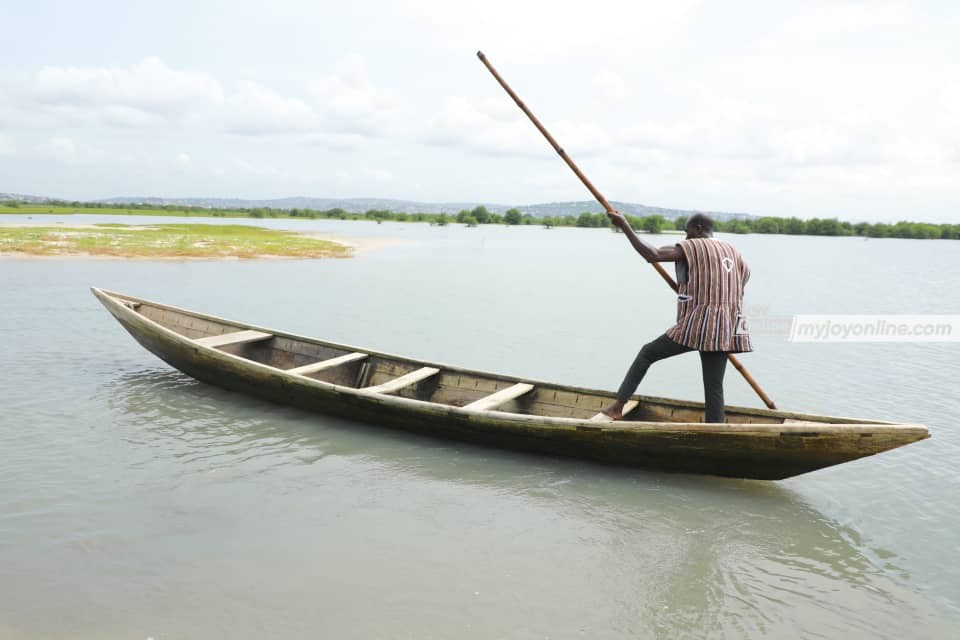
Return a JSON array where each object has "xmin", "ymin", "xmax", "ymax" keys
[{"xmin": 94, "ymin": 288, "xmax": 930, "ymax": 480}]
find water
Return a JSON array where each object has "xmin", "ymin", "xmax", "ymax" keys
[{"xmin": 1, "ymin": 216, "xmax": 958, "ymax": 638}]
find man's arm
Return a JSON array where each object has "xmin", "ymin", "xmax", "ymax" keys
[{"xmin": 606, "ymin": 211, "xmax": 683, "ymax": 262}]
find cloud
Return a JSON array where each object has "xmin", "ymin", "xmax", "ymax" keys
[
  {"xmin": 309, "ymin": 55, "xmax": 399, "ymax": 136},
  {"xmin": 620, "ymin": 118, "xmax": 770, "ymax": 161},
  {"xmin": 30, "ymin": 57, "xmax": 224, "ymax": 119},
  {"xmin": 2, "ymin": 3, "xmax": 956, "ymax": 220},
  {"xmin": 765, "ymin": 123, "xmax": 880, "ymax": 166},
  {"xmin": 420, "ymin": 96, "xmax": 546, "ymax": 157},
  {"xmin": 772, "ymin": 2, "xmax": 921, "ymax": 41},
  {"xmin": 385, "ymin": 0, "xmax": 699, "ymax": 62},
  {"xmin": 13, "ymin": 53, "xmax": 406, "ymax": 141},
  {"xmin": 230, "ymin": 158, "xmax": 285, "ymax": 178},
  {"xmin": 40, "ymin": 136, "xmax": 79, "ymax": 163},
  {"xmin": 619, "ymin": 105, "xmax": 904, "ymax": 169},
  {"xmin": 361, "ymin": 167, "xmax": 395, "ymax": 182},
  {"xmin": 551, "ymin": 120, "xmax": 613, "ymax": 156},
  {"xmin": 224, "ymin": 55, "xmax": 400, "ymax": 139},
  {"xmin": 327, "ymin": 165, "xmax": 397, "ymax": 191},
  {"xmin": 622, "ymin": 122, "xmax": 700, "ymax": 154},
  {"xmin": 224, "ymin": 82, "xmax": 318, "ymax": 135},
  {"xmin": 593, "ymin": 70, "xmax": 627, "ymax": 101}
]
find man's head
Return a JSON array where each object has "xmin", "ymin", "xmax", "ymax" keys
[{"xmin": 686, "ymin": 214, "xmax": 714, "ymax": 239}]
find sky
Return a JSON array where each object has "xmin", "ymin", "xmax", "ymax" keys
[{"xmin": 1, "ymin": 0, "xmax": 958, "ymax": 222}]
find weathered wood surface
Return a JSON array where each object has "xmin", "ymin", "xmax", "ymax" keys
[
  {"xmin": 463, "ymin": 383, "xmax": 534, "ymax": 412},
  {"xmin": 194, "ymin": 329, "xmax": 272, "ymax": 348},
  {"xmin": 91, "ymin": 287, "xmax": 931, "ymax": 480},
  {"xmin": 287, "ymin": 352, "xmax": 368, "ymax": 376},
  {"xmin": 363, "ymin": 367, "xmax": 440, "ymax": 394}
]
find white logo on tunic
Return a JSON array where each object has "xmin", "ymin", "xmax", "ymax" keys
[{"xmin": 721, "ymin": 257, "xmax": 734, "ymax": 273}]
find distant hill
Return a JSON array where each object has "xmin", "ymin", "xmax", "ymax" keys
[
  {"xmin": 517, "ymin": 200, "xmax": 754, "ymax": 222},
  {"xmin": 0, "ymin": 192, "xmax": 56, "ymax": 204},
  {"xmin": 4, "ymin": 191, "xmax": 754, "ymax": 221},
  {"xmin": 97, "ymin": 196, "xmax": 754, "ymax": 221}
]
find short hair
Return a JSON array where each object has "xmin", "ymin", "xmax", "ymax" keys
[{"xmin": 687, "ymin": 213, "xmax": 714, "ymax": 234}]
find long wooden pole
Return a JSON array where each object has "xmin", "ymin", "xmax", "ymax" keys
[{"xmin": 476, "ymin": 50, "xmax": 777, "ymax": 410}]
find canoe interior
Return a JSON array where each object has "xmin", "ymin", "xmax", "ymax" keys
[{"xmin": 114, "ymin": 293, "xmax": 885, "ymax": 427}]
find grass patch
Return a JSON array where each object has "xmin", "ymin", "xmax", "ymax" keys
[{"xmin": 0, "ymin": 223, "xmax": 351, "ymax": 259}]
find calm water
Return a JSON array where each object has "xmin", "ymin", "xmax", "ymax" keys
[{"xmin": 1, "ymin": 216, "xmax": 958, "ymax": 639}]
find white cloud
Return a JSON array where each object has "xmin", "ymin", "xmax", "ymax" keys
[
  {"xmin": 772, "ymin": 2, "xmax": 920, "ymax": 40},
  {"xmin": 309, "ymin": 55, "xmax": 399, "ymax": 136},
  {"xmin": 100, "ymin": 105, "xmax": 165, "ymax": 128},
  {"xmin": 421, "ymin": 96, "xmax": 544, "ymax": 157},
  {"xmin": 41, "ymin": 136, "xmax": 78, "ymax": 162},
  {"xmin": 307, "ymin": 132, "xmax": 374, "ymax": 152},
  {"xmin": 222, "ymin": 55, "xmax": 400, "ymax": 139},
  {"xmin": 622, "ymin": 122, "xmax": 700, "ymax": 154},
  {"xmin": 30, "ymin": 57, "xmax": 223, "ymax": 119},
  {"xmin": 1, "ymin": 2, "xmax": 957, "ymax": 220},
  {"xmin": 766, "ymin": 124, "xmax": 868, "ymax": 166},
  {"xmin": 361, "ymin": 167, "xmax": 395, "ymax": 182},
  {"xmin": 224, "ymin": 82, "xmax": 318, "ymax": 135},
  {"xmin": 175, "ymin": 153, "xmax": 192, "ymax": 168},
  {"xmin": 386, "ymin": 0, "xmax": 699, "ymax": 62},
  {"xmin": 551, "ymin": 121, "xmax": 613, "ymax": 156},
  {"xmin": 942, "ymin": 85, "xmax": 960, "ymax": 123},
  {"xmin": 592, "ymin": 70, "xmax": 627, "ymax": 101},
  {"xmin": 231, "ymin": 158, "xmax": 285, "ymax": 178},
  {"xmin": 618, "ymin": 104, "xmax": 937, "ymax": 172}
]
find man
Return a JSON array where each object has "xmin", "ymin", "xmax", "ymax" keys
[{"xmin": 602, "ymin": 212, "xmax": 751, "ymax": 422}]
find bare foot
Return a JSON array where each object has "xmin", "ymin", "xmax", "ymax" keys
[{"xmin": 601, "ymin": 401, "xmax": 625, "ymax": 420}]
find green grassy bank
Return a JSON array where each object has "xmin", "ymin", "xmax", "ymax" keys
[{"xmin": 0, "ymin": 223, "xmax": 351, "ymax": 259}]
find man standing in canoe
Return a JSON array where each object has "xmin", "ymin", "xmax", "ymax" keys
[{"xmin": 602, "ymin": 212, "xmax": 751, "ymax": 422}]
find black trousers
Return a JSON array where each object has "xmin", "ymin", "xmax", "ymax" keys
[{"xmin": 616, "ymin": 334, "xmax": 728, "ymax": 423}]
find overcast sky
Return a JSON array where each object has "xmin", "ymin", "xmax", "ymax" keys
[{"xmin": 2, "ymin": 0, "xmax": 958, "ymax": 222}]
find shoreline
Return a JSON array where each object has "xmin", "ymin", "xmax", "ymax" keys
[{"xmin": 299, "ymin": 231, "xmax": 404, "ymax": 253}]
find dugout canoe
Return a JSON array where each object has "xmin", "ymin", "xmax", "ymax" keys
[{"xmin": 92, "ymin": 288, "xmax": 929, "ymax": 480}]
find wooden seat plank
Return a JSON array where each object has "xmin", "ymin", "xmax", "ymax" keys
[
  {"xmin": 590, "ymin": 400, "xmax": 639, "ymax": 422},
  {"xmin": 462, "ymin": 383, "xmax": 534, "ymax": 412},
  {"xmin": 195, "ymin": 330, "xmax": 272, "ymax": 348},
  {"xmin": 287, "ymin": 352, "xmax": 368, "ymax": 376},
  {"xmin": 364, "ymin": 367, "xmax": 439, "ymax": 394}
]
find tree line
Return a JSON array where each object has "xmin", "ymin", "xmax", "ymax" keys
[
  {"xmin": 701, "ymin": 215, "xmax": 960, "ymax": 240},
  {"xmin": 3, "ymin": 199, "xmax": 957, "ymax": 239}
]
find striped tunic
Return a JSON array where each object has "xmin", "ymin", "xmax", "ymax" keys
[{"xmin": 665, "ymin": 238, "xmax": 752, "ymax": 352}]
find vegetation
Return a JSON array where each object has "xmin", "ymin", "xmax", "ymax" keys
[
  {"xmin": 710, "ymin": 216, "xmax": 960, "ymax": 239},
  {"xmin": 642, "ymin": 215, "xmax": 667, "ymax": 234},
  {"xmin": 0, "ymin": 223, "xmax": 351, "ymax": 259},
  {"xmin": 2, "ymin": 200, "xmax": 957, "ymax": 240}
]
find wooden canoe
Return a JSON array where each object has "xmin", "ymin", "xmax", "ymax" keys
[{"xmin": 92, "ymin": 288, "xmax": 930, "ymax": 480}]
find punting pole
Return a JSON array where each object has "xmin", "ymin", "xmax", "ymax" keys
[{"xmin": 476, "ymin": 50, "xmax": 777, "ymax": 410}]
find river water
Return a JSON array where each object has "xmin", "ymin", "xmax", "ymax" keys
[{"xmin": 1, "ymin": 215, "xmax": 958, "ymax": 639}]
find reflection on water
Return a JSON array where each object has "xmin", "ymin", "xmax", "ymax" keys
[
  {"xmin": 102, "ymin": 369, "xmax": 335, "ymax": 473},
  {"xmin": 92, "ymin": 368, "xmax": 949, "ymax": 639}
]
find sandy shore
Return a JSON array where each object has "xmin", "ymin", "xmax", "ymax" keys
[{"xmin": 299, "ymin": 231, "xmax": 404, "ymax": 253}]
